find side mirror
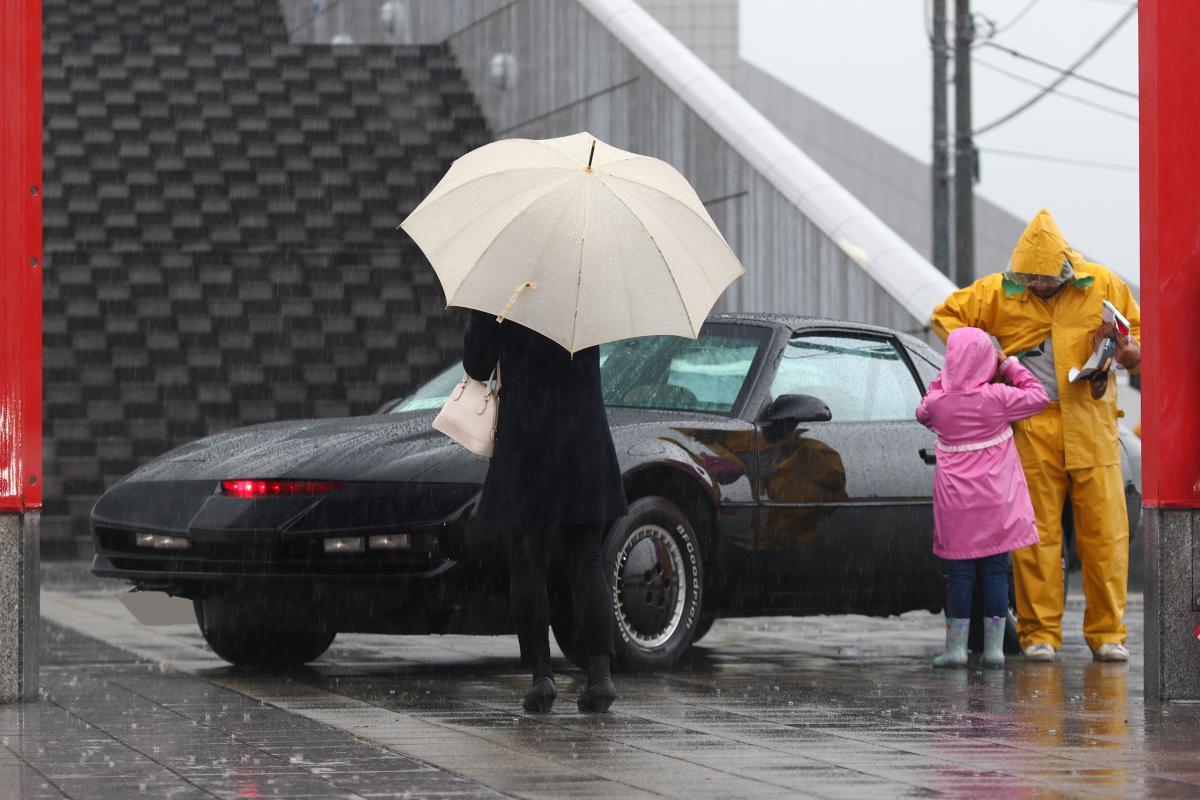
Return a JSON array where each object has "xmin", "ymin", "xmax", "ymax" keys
[{"xmin": 760, "ymin": 394, "xmax": 831, "ymax": 443}]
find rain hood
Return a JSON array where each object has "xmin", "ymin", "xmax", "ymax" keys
[
  {"xmin": 1010, "ymin": 208, "xmax": 1085, "ymax": 276},
  {"xmin": 942, "ymin": 327, "xmax": 996, "ymax": 391}
]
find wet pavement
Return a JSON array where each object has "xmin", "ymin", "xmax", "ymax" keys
[{"xmin": 6, "ymin": 563, "xmax": 1200, "ymax": 799}]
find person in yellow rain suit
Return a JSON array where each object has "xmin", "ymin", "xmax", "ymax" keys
[{"xmin": 930, "ymin": 209, "xmax": 1141, "ymax": 663}]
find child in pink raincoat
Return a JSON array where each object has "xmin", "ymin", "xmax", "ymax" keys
[{"xmin": 916, "ymin": 326, "xmax": 1048, "ymax": 668}]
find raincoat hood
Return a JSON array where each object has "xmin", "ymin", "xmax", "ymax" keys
[
  {"xmin": 1010, "ymin": 208, "xmax": 1085, "ymax": 276},
  {"xmin": 942, "ymin": 327, "xmax": 996, "ymax": 391}
]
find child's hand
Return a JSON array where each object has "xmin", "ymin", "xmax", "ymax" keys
[{"xmin": 992, "ymin": 349, "xmax": 1007, "ymax": 383}]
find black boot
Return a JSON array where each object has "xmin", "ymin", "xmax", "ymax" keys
[
  {"xmin": 577, "ymin": 654, "xmax": 616, "ymax": 713},
  {"xmin": 576, "ymin": 677, "xmax": 616, "ymax": 713},
  {"xmin": 523, "ymin": 676, "xmax": 557, "ymax": 713}
]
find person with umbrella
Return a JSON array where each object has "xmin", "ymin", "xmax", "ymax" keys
[{"xmin": 402, "ymin": 132, "xmax": 744, "ymax": 713}]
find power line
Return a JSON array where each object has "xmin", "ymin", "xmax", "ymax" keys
[
  {"xmin": 974, "ymin": 3, "xmax": 1137, "ymax": 136},
  {"xmin": 976, "ymin": 40, "xmax": 1138, "ymax": 99},
  {"xmin": 978, "ymin": 146, "xmax": 1137, "ymax": 172},
  {"xmin": 973, "ymin": 58, "xmax": 1138, "ymax": 122},
  {"xmin": 978, "ymin": 0, "xmax": 1040, "ymax": 38}
]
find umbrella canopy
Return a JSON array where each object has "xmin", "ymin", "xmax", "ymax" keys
[{"xmin": 400, "ymin": 132, "xmax": 745, "ymax": 353}]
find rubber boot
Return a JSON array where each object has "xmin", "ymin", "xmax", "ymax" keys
[
  {"xmin": 981, "ymin": 616, "xmax": 1006, "ymax": 668},
  {"xmin": 932, "ymin": 618, "xmax": 970, "ymax": 668}
]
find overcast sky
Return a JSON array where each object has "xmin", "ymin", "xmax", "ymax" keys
[{"xmin": 740, "ymin": 0, "xmax": 1140, "ymax": 286}]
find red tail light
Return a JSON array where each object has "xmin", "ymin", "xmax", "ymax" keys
[{"xmin": 221, "ymin": 479, "xmax": 344, "ymax": 498}]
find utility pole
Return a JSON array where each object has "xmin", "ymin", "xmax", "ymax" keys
[
  {"xmin": 931, "ymin": 0, "xmax": 951, "ymax": 278},
  {"xmin": 953, "ymin": 0, "xmax": 976, "ymax": 285}
]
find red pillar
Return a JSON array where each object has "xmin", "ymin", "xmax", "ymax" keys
[
  {"xmin": 1141, "ymin": 0, "xmax": 1200, "ymax": 700},
  {"xmin": 0, "ymin": 0, "xmax": 43, "ymax": 512},
  {"xmin": 1140, "ymin": 0, "xmax": 1200, "ymax": 509}
]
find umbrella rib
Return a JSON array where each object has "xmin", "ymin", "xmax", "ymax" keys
[
  {"xmin": 452, "ymin": 177, "xmax": 579, "ymax": 310},
  {"xmin": 526, "ymin": 137, "xmax": 644, "ymax": 170},
  {"xmin": 569, "ymin": 179, "xmax": 591, "ymax": 353},
  {"xmin": 600, "ymin": 173, "xmax": 738, "ymax": 299},
  {"xmin": 595, "ymin": 182, "xmax": 699, "ymax": 339},
  {"xmin": 599, "ymin": 172, "xmax": 728, "ymax": 239},
  {"xmin": 404, "ymin": 166, "xmax": 577, "ymax": 227}
]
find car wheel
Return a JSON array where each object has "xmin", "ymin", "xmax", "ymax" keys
[
  {"xmin": 690, "ymin": 612, "xmax": 717, "ymax": 645},
  {"xmin": 607, "ymin": 497, "xmax": 704, "ymax": 671},
  {"xmin": 193, "ymin": 599, "xmax": 336, "ymax": 667}
]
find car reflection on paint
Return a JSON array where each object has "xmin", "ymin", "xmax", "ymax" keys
[{"xmin": 89, "ymin": 312, "xmax": 1142, "ymax": 669}]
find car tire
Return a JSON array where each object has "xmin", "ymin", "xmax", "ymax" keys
[
  {"xmin": 609, "ymin": 497, "xmax": 705, "ymax": 671},
  {"xmin": 193, "ymin": 599, "xmax": 336, "ymax": 667},
  {"xmin": 689, "ymin": 612, "xmax": 719, "ymax": 645}
]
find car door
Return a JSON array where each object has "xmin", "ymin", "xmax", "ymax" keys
[{"xmin": 753, "ymin": 331, "xmax": 937, "ymax": 613}]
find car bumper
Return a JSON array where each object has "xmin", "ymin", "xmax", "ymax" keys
[{"xmin": 89, "ymin": 519, "xmax": 472, "ymax": 589}]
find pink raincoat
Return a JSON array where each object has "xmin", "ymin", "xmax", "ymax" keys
[{"xmin": 916, "ymin": 327, "xmax": 1048, "ymax": 560}]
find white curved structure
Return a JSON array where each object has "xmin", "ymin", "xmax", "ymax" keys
[
  {"xmin": 577, "ymin": 0, "xmax": 954, "ymax": 325},
  {"xmin": 291, "ymin": 0, "xmax": 960, "ymax": 333}
]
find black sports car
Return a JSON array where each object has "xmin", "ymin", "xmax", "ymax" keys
[{"xmin": 90, "ymin": 313, "xmax": 1142, "ymax": 669}]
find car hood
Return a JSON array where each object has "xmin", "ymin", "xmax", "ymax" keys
[
  {"xmin": 121, "ymin": 412, "xmax": 478, "ymax": 485},
  {"xmin": 118, "ymin": 406, "xmax": 731, "ymax": 487}
]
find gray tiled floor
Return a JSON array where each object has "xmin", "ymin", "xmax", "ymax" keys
[
  {"xmin": 1, "ymin": 622, "xmax": 504, "ymax": 799},
  {"xmin": 17, "ymin": 568, "xmax": 1200, "ymax": 799}
]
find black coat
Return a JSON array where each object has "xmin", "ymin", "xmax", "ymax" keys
[{"xmin": 461, "ymin": 309, "xmax": 628, "ymax": 526}]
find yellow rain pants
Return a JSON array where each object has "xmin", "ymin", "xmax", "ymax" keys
[{"xmin": 1012, "ymin": 404, "xmax": 1129, "ymax": 651}]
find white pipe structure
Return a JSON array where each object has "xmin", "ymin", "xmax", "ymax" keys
[{"xmin": 576, "ymin": 0, "xmax": 958, "ymax": 326}]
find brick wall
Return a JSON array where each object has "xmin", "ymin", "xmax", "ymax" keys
[{"xmin": 41, "ymin": 0, "xmax": 490, "ymax": 552}]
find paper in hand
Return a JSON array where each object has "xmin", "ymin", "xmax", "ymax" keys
[{"xmin": 1068, "ymin": 301, "xmax": 1129, "ymax": 383}]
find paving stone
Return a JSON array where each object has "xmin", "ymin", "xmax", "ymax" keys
[
  {"xmin": 30, "ymin": 579, "xmax": 1200, "ymax": 800},
  {"xmin": 10, "ymin": 617, "xmax": 506, "ymax": 800}
]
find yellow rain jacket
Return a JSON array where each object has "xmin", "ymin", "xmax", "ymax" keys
[{"xmin": 930, "ymin": 209, "xmax": 1140, "ymax": 471}]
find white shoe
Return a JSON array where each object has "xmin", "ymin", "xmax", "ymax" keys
[
  {"xmin": 1093, "ymin": 643, "xmax": 1130, "ymax": 662},
  {"xmin": 1023, "ymin": 643, "xmax": 1055, "ymax": 662}
]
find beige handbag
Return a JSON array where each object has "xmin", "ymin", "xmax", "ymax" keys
[{"xmin": 432, "ymin": 364, "xmax": 500, "ymax": 457}]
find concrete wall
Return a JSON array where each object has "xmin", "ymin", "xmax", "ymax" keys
[
  {"xmin": 279, "ymin": 0, "xmax": 942, "ymax": 333},
  {"xmin": 281, "ymin": 0, "xmax": 511, "ymax": 45},
  {"xmin": 618, "ymin": 1, "xmax": 1027, "ymax": 282},
  {"xmin": 1143, "ymin": 509, "xmax": 1200, "ymax": 700},
  {"xmin": 0, "ymin": 513, "xmax": 39, "ymax": 702},
  {"xmin": 635, "ymin": 0, "xmax": 740, "ymax": 81},
  {"xmin": 732, "ymin": 61, "xmax": 1026, "ymax": 281}
]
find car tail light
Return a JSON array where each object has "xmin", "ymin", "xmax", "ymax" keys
[{"xmin": 221, "ymin": 479, "xmax": 344, "ymax": 498}]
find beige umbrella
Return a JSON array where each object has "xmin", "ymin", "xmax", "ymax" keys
[{"xmin": 400, "ymin": 131, "xmax": 745, "ymax": 353}]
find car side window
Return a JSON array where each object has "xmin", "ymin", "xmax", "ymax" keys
[
  {"xmin": 909, "ymin": 351, "xmax": 941, "ymax": 393},
  {"xmin": 770, "ymin": 334, "xmax": 924, "ymax": 422}
]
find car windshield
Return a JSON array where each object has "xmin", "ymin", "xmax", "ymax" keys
[
  {"xmin": 387, "ymin": 364, "xmax": 466, "ymax": 413},
  {"xmin": 387, "ymin": 324, "xmax": 769, "ymax": 416},
  {"xmin": 600, "ymin": 324, "xmax": 769, "ymax": 414}
]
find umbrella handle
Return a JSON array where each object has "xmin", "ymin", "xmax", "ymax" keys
[{"xmin": 496, "ymin": 281, "xmax": 537, "ymax": 323}]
